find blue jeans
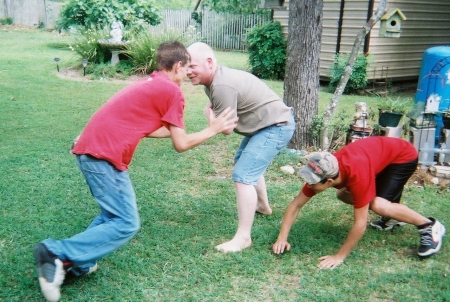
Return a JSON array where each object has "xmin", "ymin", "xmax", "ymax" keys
[
  {"xmin": 233, "ymin": 111, "xmax": 295, "ymax": 185},
  {"xmin": 43, "ymin": 155, "xmax": 140, "ymax": 275}
]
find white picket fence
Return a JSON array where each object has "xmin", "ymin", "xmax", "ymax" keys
[{"xmin": 152, "ymin": 10, "xmax": 271, "ymax": 50}]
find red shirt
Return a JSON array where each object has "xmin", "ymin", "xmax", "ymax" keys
[
  {"xmin": 301, "ymin": 137, "xmax": 418, "ymax": 208},
  {"xmin": 72, "ymin": 72, "xmax": 185, "ymax": 171}
]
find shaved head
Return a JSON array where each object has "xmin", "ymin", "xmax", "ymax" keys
[
  {"xmin": 187, "ymin": 42, "xmax": 217, "ymax": 65},
  {"xmin": 186, "ymin": 42, "xmax": 217, "ymax": 86}
]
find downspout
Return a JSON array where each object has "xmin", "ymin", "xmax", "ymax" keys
[
  {"xmin": 335, "ymin": 0, "xmax": 345, "ymax": 54},
  {"xmin": 364, "ymin": 0, "xmax": 374, "ymax": 54}
]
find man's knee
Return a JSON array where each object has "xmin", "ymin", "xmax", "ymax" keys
[{"xmin": 336, "ymin": 188, "xmax": 353, "ymax": 205}]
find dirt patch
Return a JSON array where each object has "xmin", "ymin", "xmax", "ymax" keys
[
  {"xmin": 407, "ymin": 167, "xmax": 450, "ymax": 190},
  {"xmin": 56, "ymin": 67, "xmax": 146, "ymax": 84}
]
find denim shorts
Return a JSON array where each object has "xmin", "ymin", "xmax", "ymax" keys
[{"xmin": 232, "ymin": 111, "xmax": 295, "ymax": 185}]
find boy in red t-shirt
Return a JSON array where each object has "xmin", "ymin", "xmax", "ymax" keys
[
  {"xmin": 273, "ymin": 137, "xmax": 445, "ymax": 269},
  {"xmin": 33, "ymin": 41, "xmax": 238, "ymax": 302}
]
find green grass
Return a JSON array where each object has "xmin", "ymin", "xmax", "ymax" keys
[{"xmin": 1, "ymin": 27, "xmax": 449, "ymax": 301}]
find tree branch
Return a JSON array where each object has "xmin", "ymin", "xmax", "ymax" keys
[{"xmin": 321, "ymin": 0, "xmax": 388, "ymax": 150}]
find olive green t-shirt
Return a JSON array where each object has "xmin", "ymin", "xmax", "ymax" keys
[{"xmin": 205, "ymin": 65, "xmax": 292, "ymax": 136}]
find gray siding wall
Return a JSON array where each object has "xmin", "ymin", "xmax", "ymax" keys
[{"xmin": 274, "ymin": 0, "xmax": 450, "ymax": 82}]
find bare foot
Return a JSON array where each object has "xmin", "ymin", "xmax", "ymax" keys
[
  {"xmin": 216, "ymin": 238, "xmax": 252, "ymax": 253},
  {"xmin": 256, "ymin": 203, "xmax": 272, "ymax": 215}
]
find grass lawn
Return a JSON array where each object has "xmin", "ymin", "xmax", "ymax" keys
[{"xmin": 0, "ymin": 27, "xmax": 449, "ymax": 301}]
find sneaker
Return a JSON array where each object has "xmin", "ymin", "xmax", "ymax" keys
[
  {"xmin": 34, "ymin": 243, "xmax": 66, "ymax": 302},
  {"xmin": 67, "ymin": 263, "xmax": 98, "ymax": 277},
  {"xmin": 370, "ymin": 216, "xmax": 406, "ymax": 231},
  {"xmin": 418, "ymin": 217, "xmax": 446, "ymax": 257}
]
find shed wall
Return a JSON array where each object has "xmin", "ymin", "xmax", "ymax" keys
[{"xmin": 274, "ymin": 0, "xmax": 450, "ymax": 82}]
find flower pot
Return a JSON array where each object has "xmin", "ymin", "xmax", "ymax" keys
[{"xmin": 378, "ymin": 111, "xmax": 403, "ymax": 127}]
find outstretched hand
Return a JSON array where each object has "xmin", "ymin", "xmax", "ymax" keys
[
  {"xmin": 318, "ymin": 254, "xmax": 344, "ymax": 270},
  {"xmin": 207, "ymin": 107, "xmax": 238, "ymax": 135}
]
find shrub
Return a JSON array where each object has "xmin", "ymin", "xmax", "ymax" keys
[
  {"xmin": 328, "ymin": 53, "xmax": 370, "ymax": 94},
  {"xmin": 86, "ymin": 61, "xmax": 134, "ymax": 80},
  {"xmin": 58, "ymin": 0, "xmax": 161, "ymax": 30},
  {"xmin": 0, "ymin": 17, "xmax": 13, "ymax": 25},
  {"xmin": 69, "ymin": 24, "xmax": 200, "ymax": 78},
  {"xmin": 246, "ymin": 21, "xmax": 286, "ymax": 80},
  {"xmin": 69, "ymin": 27, "xmax": 111, "ymax": 64},
  {"xmin": 124, "ymin": 26, "xmax": 200, "ymax": 75},
  {"xmin": 309, "ymin": 110, "xmax": 352, "ymax": 151}
]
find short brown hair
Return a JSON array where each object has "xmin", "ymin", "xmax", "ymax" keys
[{"xmin": 156, "ymin": 41, "xmax": 190, "ymax": 71}]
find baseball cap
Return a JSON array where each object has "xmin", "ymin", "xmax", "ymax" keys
[{"xmin": 298, "ymin": 151, "xmax": 339, "ymax": 184}]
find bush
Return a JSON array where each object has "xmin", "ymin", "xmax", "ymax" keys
[
  {"xmin": 246, "ymin": 21, "xmax": 286, "ymax": 80},
  {"xmin": 69, "ymin": 27, "xmax": 111, "ymax": 64},
  {"xmin": 69, "ymin": 26, "xmax": 199, "ymax": 77},
  {"xmin": 328, "ymin": 53, "xmax": 370, "ymax": 94},
  {"xmin": 58, "ymin": 0, "xmax": 161, "ymax": 30},
  {"xmin": 0, "ymin": 17, "xmax": 13, "ymax": 25},
  {"xmin": 124, "ymin": 26, "xmax": 200, "ymax": 75}
]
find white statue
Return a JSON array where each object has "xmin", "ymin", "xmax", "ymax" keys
[
  {"xmin": 109, "ymin": 21, "xmax": 124, "ymax": 43},
  {"xmin": 353, "ymin": 102, "xmax": 369, "ymax": 128}
]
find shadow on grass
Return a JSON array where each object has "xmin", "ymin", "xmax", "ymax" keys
[{"xmin": 46, "ymin": 42, "xmax": 70, "ymax": 50}]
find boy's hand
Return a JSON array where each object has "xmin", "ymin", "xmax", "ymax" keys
[
  {"xmin": 207, "ymin": 107, "xmax": 238, "ymax": 134},
  {"xmin": 272, "ymin": 240, "xmax": 291, "ymax": 254},
  {"xmin": 318, "ymin": 254, "xmax": 344, "ymax": 269}
]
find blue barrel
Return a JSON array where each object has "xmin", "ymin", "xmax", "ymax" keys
[{"xmin": 414, "ymin": 46, "xmax": 450, "ymax": 144}]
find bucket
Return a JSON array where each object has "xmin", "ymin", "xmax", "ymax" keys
[{"xmin": 378, "ymin": 111, "xmax": 403, "ymax": 127}]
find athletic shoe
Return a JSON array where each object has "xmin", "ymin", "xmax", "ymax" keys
[
  {"xmin": 418, "ymin": 217, "xmax": 446, "ymax": 257},
  {"xmin": 34, "ymin": 243, "xmax": 66, "ymax": 302},
  {"xmin": 370, "ymin": 216, "xmax": 406, "ymax": 231}
]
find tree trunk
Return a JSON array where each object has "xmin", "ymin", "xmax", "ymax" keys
[
  {"xmin": 284, "ymin": 0, "xmax": 323, "ymax": 150},
  {"xmin": 321, "ymin": 0, "xmax": 388, "ymax": 150}
]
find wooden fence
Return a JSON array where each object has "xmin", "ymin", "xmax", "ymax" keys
[
  {"xmin": 0, "ymin": 2, "xmax": 271, "ymax": 51},
  {"xmin": 151, "ymin": 10, "xmax": 271, "ymax": 50}
]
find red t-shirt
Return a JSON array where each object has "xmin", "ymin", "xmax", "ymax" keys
[
  {"xmin": 72, "ymin": 72, "xmax": 185, "ymax": 171},
  {"xmin": 301, "ymin": 137, "xmax": 418, "ymax": 208}
]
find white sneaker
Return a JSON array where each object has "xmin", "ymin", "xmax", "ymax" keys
[
  {"xmin": 34, "ymin": 243, "xmax": 66, "ymax": 302},
  {"xmin": 418, "ymin": 217, "xmax": 446, "ymax": 257}
]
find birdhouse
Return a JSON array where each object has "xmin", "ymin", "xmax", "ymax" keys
[{"xmin": 379, "ymin": 8, "xmax": 406, "ymax": 38}]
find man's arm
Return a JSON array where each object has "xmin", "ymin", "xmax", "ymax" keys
[
  {"xmin": 317, "ymin": 204, "xmax": 369, "ymax": 269},
  {"xmin": 272, "ymin": 191, "xmax": 311, "ymax": 254},
  {"xmin": 147, "ymin": 126, "xmax": 171, "ymax": 138},
  {"xmin": 170, "ymin": 107, "xmax": 238, "ymax": 152}
]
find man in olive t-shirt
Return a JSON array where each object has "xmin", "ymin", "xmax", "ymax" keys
[{"xmin": 187, "ymin": 42, "xmax": 295, "ymax": 252}]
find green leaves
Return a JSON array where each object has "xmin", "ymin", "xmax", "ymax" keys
[
  {"xmin": 328, "ymin": 53, "xmax": 370, "ymax": 94},
  {"xmin": 58, "ymin": 0, "xmax": 162, "ymax": 30},
  {"xmin": 247, "ymin": 21, "xmax": 286, "ymax": 80}
]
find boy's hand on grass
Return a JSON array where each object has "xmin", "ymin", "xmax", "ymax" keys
[
  {"xmin": 272, "ymin": 240, "xmax": 291, "ymax": 254},
  {"xmin": 318, "ymin": 254, "xmax": 344, "ymax": 270}
]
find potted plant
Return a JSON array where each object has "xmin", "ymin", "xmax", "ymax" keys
[{"xmin": 377, "ymin": 97, "xmax": 409, "ymax": 127}]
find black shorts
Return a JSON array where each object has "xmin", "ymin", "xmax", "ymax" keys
[{"xmin": 375, "ymin": 158, "xmax": 418, "ymax": 203}]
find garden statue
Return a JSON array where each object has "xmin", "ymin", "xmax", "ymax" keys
[
  {"xmin": 346, "ymin": 101, "xmax": 371, "ymax": 144},
  {"xmin": 109, "ymin": 21, "xmax": 124, "ymax": 43},
  {"xmin": 353, "ymin": 102, "xmax": 369, "ymax": 128},
  {"xmin": 98, "ymin": 21, "xmax": 129, "ymax": 66}
]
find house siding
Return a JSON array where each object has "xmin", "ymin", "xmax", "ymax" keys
[{"xmin": 274, "ymin": 0, "xmax": 450, "ymax": 82}]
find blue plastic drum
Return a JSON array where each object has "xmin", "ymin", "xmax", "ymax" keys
[{"xmin": 414, "ymin": 46, "xmax": 450, "ymax": 143}]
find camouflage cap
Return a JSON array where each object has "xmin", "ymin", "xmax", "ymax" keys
[{"xmin": 298, "ymin": 152, "xmax": 339, "ymax": 184}]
